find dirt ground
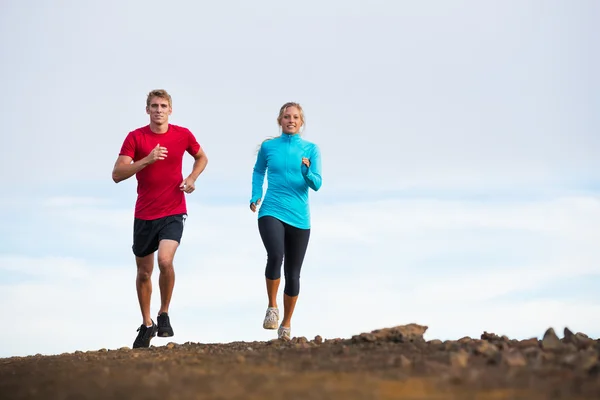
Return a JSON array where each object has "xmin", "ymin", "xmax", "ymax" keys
[{"xmin": 1, "ymin": 324, "xmax": 598, "ymax": 400}]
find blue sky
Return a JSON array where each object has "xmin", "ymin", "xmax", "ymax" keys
[{"xmin": 0, "ymin": 0, "xmax": 598, "ymax": 358}]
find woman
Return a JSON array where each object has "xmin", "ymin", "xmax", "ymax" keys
[{"xmin": 250, "ymin": 102, "xmax": 322, "ymax": 340}]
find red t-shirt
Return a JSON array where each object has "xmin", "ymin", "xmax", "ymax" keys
[{"xmin": 119, "ymin": 124, "xmax": 201, "ymax": 220}]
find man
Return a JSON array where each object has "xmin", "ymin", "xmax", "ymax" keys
[{"xmin": 112, "ymin": 89, "xmax": 208, "ymax": 349}]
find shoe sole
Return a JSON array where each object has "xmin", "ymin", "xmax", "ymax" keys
[
  {"xmin": 157, "ymin": 330, "xmax": 174, "ymax": 337},
  {"xmin": 263, "ymin": 322, "xmax": 278, "ymax": 330}
]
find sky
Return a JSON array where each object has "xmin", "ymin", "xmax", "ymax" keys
[{"xmin": 0, "ymin": 0, "xmax": 598, "ymax": 358}]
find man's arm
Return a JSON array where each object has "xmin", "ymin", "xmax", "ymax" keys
[
  {"xmin": 112, "ymin": 144, "xmax": 167, "ymax": 183},
  {"xmin": 181, "ymin": 147, "xmax": 208, "ymax": 193}
]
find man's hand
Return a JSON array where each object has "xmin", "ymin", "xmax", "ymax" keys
[
  {"xmin": 250, "ymin": 199, "xmax": 261, "ymax": 212},
  {"xmin": 180, "ymin": 177, "xmax": 196, "ymax": 194},
  {"xmin": 146, "ymin": 144, "xmax": 168, "ymax": 164}
]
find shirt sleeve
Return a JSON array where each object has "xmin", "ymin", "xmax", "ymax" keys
[
  {"xmin": 302, "ymin": 144, "xmax": 322, "ymax": 191},
  {"xmin": 251, "ymin": 143, "xmax": 267, "ymax": 204},
  {"xmin": 186, "ymin": 129, "xmax": 202, "ymax": 155},
  {"xmin": 119, "ymin": 131, "xmax": 136, "ymax": 159}
]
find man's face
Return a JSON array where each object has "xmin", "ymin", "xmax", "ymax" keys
[{"xmin": 146, "ymin": 96, "xmax": 172, "ymax": 125}]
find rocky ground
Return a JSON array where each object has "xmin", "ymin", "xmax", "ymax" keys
[{"xmin": 1, "ymin": 324, "xmax": 598, "ymax": 400}]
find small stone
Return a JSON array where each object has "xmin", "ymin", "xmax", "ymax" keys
[
  {"xmin": 542, "ymin": 328, "xmax": 562, "ymax": 351},
  {"xmin": 99, "ymin": 348, "xmax": 108, "ymax": 353},
  {"xmin": 118, "ymin": 347, "xmax": 131, "ymax": 352},
  {"xmin": 449, "ymin": 350, "xmax": 469, "ymax": 368},
  {"xmin": 314, "ymin": 335, "xmax": 323, "ymax": 345},
  {"xmin": 502, "ymin": 350, "xmax": 527, "ymax": 367},
  {"xmin": 246, "ymin": 347, "xmax": 254, "ymax": 351},
  {"xmin": 444, "ymin": 341, "xmax": 460, "ymax": 352},
  {"xmin": 522, "ymin": 347, "xmax": 540, "ymax": 358},
  {"xmin": 458, "ymin": 336, "xmax": 472, "ymax": 344},
  {"xmin": 297, "ymin": 337, "xmax": 308, "ymax": 344},
  {"xmin": 399, "ymin": 355, "xmax": 412, "ymax": 369},
  {"xmin": 166, "ymin": 343, "xmax": 176, "ymax": 350},
  {"xmin": 425, "ymin": 360, "xmax": 450, "ymax": 373},
  {"xmin": 428, "ymin": 339, "xmax": 443, "ymax": 347},
  {"xmin": 236, "ymin": 355, "xmax": 246, "ymax": 364}
]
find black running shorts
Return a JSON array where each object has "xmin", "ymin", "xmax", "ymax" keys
[{"xmin": 132, "ymin": 213, "xmax": 187, "ymax": 258}]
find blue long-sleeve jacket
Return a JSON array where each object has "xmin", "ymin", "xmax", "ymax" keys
[{"xmin": 251, "ymin": 133, "xmax": 322, "ymax": 229}]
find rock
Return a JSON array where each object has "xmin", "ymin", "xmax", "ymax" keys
[
  {"xmin": 166, "ymin": 343, "xmax": 176, "ymax": 350},
  {"xmin": 541, "ymin": 328, "xmax": 562, "ymax": 351},
  {"xmin": 522, "ymin": 347, "xmax": 540, "ymax": 358},
  {"xmin": 236, "ymin": 355, "xmax": 246, "ymax": 364},
  {"xmin": 449, "ymin": 350, "xmax": 469, "ymax": 368},
  {"xmin": 118, "ymin": 347, "xmax": 131, "ymax": 352},
  {"xmin": 564, "ymin": 328, "xmax": 596, "ymax": 350},
  {"xmin": 561, "ymin": 353, "xmax": 579, "ymax": 368},
  {"xmin": 428, "ymin": 339, "xmax": 443, "ymax": 347},
  {"xmin": 502, "ymin": 350, "xmax": 527, "ymax": 367},
  {"xmin": 579, "ymin": 350, "xmax": 599, "ymax": 373},
  {"xmin": 474, "ymin": 341, "xmax": 499, "ymax": 359},
  {"xmin": 352, "ymin": 324, "xmax": 428, "ymax": 343},
  {"xmin": 458, "ymin": 336, "xmax": 472, "ymax": 344},
  {"xmin": 481, "ymin": 332, "xmax": 503, "ymax": 342},
  {"xmin": 314, "ymin": 335, "xmax": 323, "ymax": 345},
  {"xmin": 516, "ymin": 338, "xmax": 539, "ymax": 349}
]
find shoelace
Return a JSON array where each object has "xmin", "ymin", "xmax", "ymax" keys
[{"xmin": 265, "ymin": 310, "xmax": 278, "ymax": 323}]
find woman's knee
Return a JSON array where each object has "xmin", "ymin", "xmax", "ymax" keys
[
  {"xmin": 284, "ymin": 276, "xmax": 300, "ymax": 297},
  {"xmin": 265, "ymin": 252, "xmax": 284, "ymax": 279}
]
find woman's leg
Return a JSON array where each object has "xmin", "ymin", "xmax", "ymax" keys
[
  {"xmin": 258, "ymin": 216, "xmax": 286, "ymax": 329},
  {"xmin": 280, "ymin": 224, "xmax": 311, "ymax": 331}
]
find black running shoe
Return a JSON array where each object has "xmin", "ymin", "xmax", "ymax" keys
[
  {"xmin": 132, "ymin": 320, "xmax": 157, "ymax": 349},
  {"xmin": 157, "ymin": 312, "xmax": 174, "ymax": 337}
]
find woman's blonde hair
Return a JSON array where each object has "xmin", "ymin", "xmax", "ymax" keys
[{"xmin": 257, "ymin": 102, "xmax": 305, "ymax": 151}]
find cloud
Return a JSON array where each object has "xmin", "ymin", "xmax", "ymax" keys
[{"xmin": 1, "ymin": 192, "xmax": 598, "ymax": 357}]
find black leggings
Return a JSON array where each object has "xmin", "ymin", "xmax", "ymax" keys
[{"xmin": 258, "ymin": 216, "xmax": 310, "ymax": 297}]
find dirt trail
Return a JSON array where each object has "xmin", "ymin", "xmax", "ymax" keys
[{"xmin": 1, "ymin": 324, "xmax": 598, "ymax": 399}]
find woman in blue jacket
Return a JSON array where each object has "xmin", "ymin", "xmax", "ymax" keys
[{"xmin": 250, "ymin": 102, "xmax": 322, "ymax": 340}]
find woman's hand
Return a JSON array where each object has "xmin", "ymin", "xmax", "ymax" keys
[
  {"xmin": 302, "ymin": 157, "xmax": 310, "ymax": 167},
  {"xmin": 250, "ymin": 199, "xmax": 261, "ymax": 212}
]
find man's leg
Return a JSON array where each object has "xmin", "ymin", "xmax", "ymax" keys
[
  {"xmin": 131, "ymin": 217, "xmax": 159, "ymax": 348},
  {"xmin": 135, "ymin": 253, "xmax": 155, "ymax": 326},
  {"xmin": 157, "ymin": 239, "xmax": 179, "ymax": 315},
  {"xmin": 155, "ymin": 213, "xmax": 185, "ymax": 337},
  {"xmin": 257, "ymin": 216, "xmax": 285, "ymax": 330}
]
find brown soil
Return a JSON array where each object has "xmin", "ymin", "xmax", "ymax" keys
[{"xmin": 1, "ymin": 324, "xmax": 598, "ymax": 400}]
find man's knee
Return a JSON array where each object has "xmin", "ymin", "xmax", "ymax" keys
[
  {"xmin": 157, "ymin": 255, "xmax": 174, "ymax": 273},
  {"xmin": 137, "ymin": 268, "xmax": 152, "ymax": 282}
]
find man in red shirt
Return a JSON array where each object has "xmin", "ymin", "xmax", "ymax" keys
[{"xmin": 112, "ymin": 89, "xmax": 208, "ymax": 349}]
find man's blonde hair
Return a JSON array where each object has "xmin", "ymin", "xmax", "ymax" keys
[{"xmin": 146, "ymin": 89, "xmax": 172, "ymax": 107}]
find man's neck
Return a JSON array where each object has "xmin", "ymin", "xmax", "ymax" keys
[{"xmin": 150, "ymin": 122, "xmax": 169, "ymax": 134}]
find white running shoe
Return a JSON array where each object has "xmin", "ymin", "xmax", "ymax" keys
[
  {"xmin": 263, "ymin": 307, "xmax": 279, "ymax": 330},
  {"xmin": 278, "ymin": 325, "xmax": 291, "ymax": 340}
]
